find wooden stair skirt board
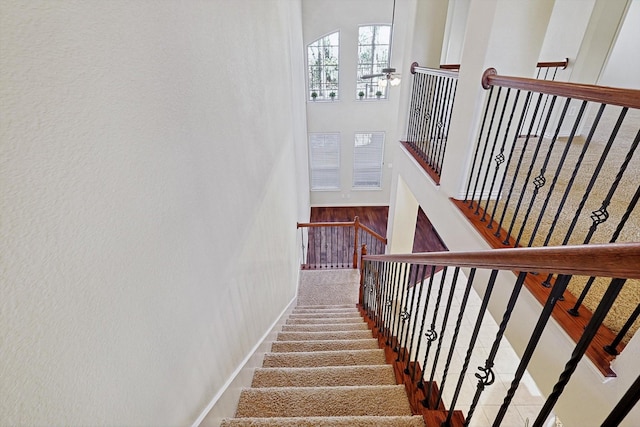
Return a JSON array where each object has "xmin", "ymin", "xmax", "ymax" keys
[{"xmin": 220, "ymin": 305, "xmax": 464, "ymax": 427}]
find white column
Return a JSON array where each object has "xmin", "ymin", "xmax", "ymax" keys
[
  {"xmin": 439, "ymin": 0, "xmax": 556, "ymax": 199},
  {"xmin": 387, "ymin": 175, "xmax": 419, "ymax": 254}
]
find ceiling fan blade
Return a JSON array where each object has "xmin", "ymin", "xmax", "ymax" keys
[{"xmin": 360, "ymin": 73, "xmax": 385, "ymax": 80}]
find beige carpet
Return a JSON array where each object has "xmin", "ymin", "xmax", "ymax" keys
[
  {"xmin": 481, "ymin": 107, "xmax": 639, "ymax": 342},
  {"xmin": 220, "ymin": 270, "xmax": 425, "ymax": 426}
]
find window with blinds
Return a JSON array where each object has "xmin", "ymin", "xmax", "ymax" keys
[
  {"xmin": 309, "ymin": 133, "xmax": 341, "ymax": 191},
  {"xmin": 353, "ymin": 132, "xmax": 384, "ymax": 188}
]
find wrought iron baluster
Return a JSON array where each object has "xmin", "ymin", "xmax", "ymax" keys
[
  {"xmin": 512, "ymin": 95, "xmax": 559, "ymax": 247},
  {"xmin": 470, "ymin": 87, "xmax": 500, "ymax": 210},
  {"xmin": 567, "ymin": 128, "xmax": 639, "ymax": 311},
  {"xmin": 600, "ymin": 374, "xmax": 640, "ymax": 427},
  {"xmin": 394, "ymin": 263, "xmax": 412, "ymax": 356},
  {"xmin": 465, "ymin": 88, "xmax": 496, "ymax": 204},
  {"xmin": 437, "ymin": 77, "xmax": 458, "ymax": 175},
  {"xmin": 414, "ymin": 265, "xmax": 437, "ymax": 391},
  {"xmin": 406, "ymin": 264, "xmax": 427, "ymax": 375},
  {"xmin": 493, "ymin": 274, "xmax": 572, "ymax": 426},
  {"xmin": 604, "ymin": 303, "xmax": 640, "ymax": 356},
  {"xmin": 425, "ymin": 267, "xmax": 460, "ymax": 396},
  {"xmin": 409, "ymin": 265, "xmax": 429, "ymax": 382},
  {"xmin": 418, "ymin": 267, "xmax": 441, "ymax": 398},
  {"xmin": 465, "ymin": 271, "xmax": 527, "ymax": 426},
  {"xmin": 482, "ymin": 88, "xmax": 518, "ymax": 225},
  {"xmin": 517, "ymin": 96, "xmax": 572, "ymax": 247},
  {"xmin": 421, "ymin": 267, "xmax": 450, "ymax": 406},
  {"xmin": 435, "ymin": 268, "xmax": 476, "ymax": 410},
  {"xmin": 446, "ymin": 270, "xmax": 499, "ymax": 427},
  {"xmin": 400, "ymin": 264, "xmax": 421, "ymax": 366},
  {"xmin": 490, "ymin": 90, "xmax": 532, "ymax": 233},
  {"xmin": 474, "ymin": 87, "xmax": 507, "ymax": 217},
  {"xmin": 534, "ymin": 278, "xmax": 627, "ymax": 427},
  {"xmin": 387, "ymin": 262, "xmax": 402, "ymax": 346},
  {"xmin": 503, "ymin": 92, "xmax": 549, "ymax": 246}
]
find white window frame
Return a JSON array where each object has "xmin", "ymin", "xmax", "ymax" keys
[
  {"xmin": 352, "ymin": 132, "xmax": 384, "ymax": 189},
  {"xmin": 309, "ymin": 133, "xmax": 341, "ymax": 191},
  {"xmin": 307, "ymin": 31, "xmax": 340, "ymax": 102},
  {"xmin": 356, "ymin": 25, "xmax": 391, "ymax": 100}
]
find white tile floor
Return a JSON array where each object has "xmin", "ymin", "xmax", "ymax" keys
[{"xmin": 380, "ymin": 268, "xmax": 561, "ymax": 427}]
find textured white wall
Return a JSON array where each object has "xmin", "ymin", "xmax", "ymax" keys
[{"xmin": 0, "ymin": 1, "xmax": 307, "ymax": 425}]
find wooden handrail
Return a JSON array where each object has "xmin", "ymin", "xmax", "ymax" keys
[
  {"xmin": 439, "ymin": 59, "xmax": 569, "ymax": 71},
  {"xmin": 364, "ymin": 242, "xmax": 640, "ymax": 279},
  {"xmin": 359, "ymin": 223, "xmax": 387, "ymax": 244},
  {"xmin": 410, "ymin": 62, "xmax": 459, "ymax": 79},
  {"xmin": 481, "ymin": 68, "xmax": 640, "ymax": 109},
  {"xmin": 297, "ymin": 221, "xmax": 355, "ymax": 228}
]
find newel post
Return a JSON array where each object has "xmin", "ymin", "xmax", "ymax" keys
[
  {"xmin": 359, "ymin": 244, "xmax": 367, "ymax": 305},
  {"xmin": 352, "ymin": 216, "xmax": 360, "ymax": 268}
]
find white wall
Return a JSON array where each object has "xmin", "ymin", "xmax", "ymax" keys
[
  {"xmin": 599, "ymin": 0, "xmax": 640, "ymax": 89},
  {"xmin": 0, "ymin": 1, "xmax": 308, "ymax": 425}
]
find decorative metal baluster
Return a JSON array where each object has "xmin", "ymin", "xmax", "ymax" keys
[
  {"xmin": 407, "ymin": 74, "xmax": 419, "ymax": 143},
  {"xmin": 375, "ymin": 261, "xmax": 387, "ymax": 333},
  {"xmin": 604, "ymin": 303, "xmax": 640, "ymax": 356},
  {"xmin": 394, "ymin": 263, "xmax": 412, "ymax": 355},
  {"xmin": 464, "ymin": 88, "xmax": 496, "ymax": 204},
  {"xmin": 414, "ymin": 265, "xmax": 437, "ymax": 391},
  {"xmin": 492, "ymin": 274, "xmax": 572, "ymax": 426},
  {"xmin": 437, "ymin": 77, "xmax": 458, "ymax": 175},
  {"xmin": 600, "ymin": 374, "xmax": 640, "ymax": 427},
  {"xmin": 410, "ymin": 265, "xmax": 430, "ymax": 382},
  {"xmin": 513, "ymin": 95, "xmax": 561, "ymax": 247},
  {"xmin": 489, "ymin": 90, "xmax": 532, "ymax": 232},
  {"xmin": 400, "ymin": 264, "xmax": 421, "ymax": 365},
  {"xmin": 446, "ymin": 270, "xmax": 499, "ymax": 427},
  {"xmin": 387, "ymin": 263, "xmax": 402, "ymax": 346},
  {"xmin": 417, "ymin": 267, "xmax": 441, "ymax": 399},
  {"xmin": 470, "ymin": 88, "xmax": 502, "ymax": 212},
  {"xmin": 425, "ymin": 267, "xmax": 460, "ymax": 397},
  {"xmin": 521, "ymin": 97, "xmax": 576, "ymax": 247},
  {"xmin": 382, "ymin": 262, "xmax": 395, "ymax": 341},
  {"xmin": 419, "ymin": 74, "xmax": 434, "ymax": 160},
  {"xmin": 406, "ymin": 264, "xmax": 428, "ymax": 376},
  {"xmin": 425, "ymin": 76, "xmax": 440, "ymax": 167},
  {"xmin": 534, "ymin": 278, "xmax": 627, "ymax": 427},
  {"xmin": 434, "ymin": 268, "xmax": 476, "ymax": 410},
  {"xmin": 502, "ymin": 93, "xmax": 550, "ymax": 246},
  {"xmin": 432, "ymin": 76, "xmax": 448, "ymax": 169},
  {"xmin": 465, "ymin": 271, "xmax": 528, "ymax": 426},
  {"xmin": 567, "ymin": 127, "xmax": 639, "ymax": 312},
  {"xmin": 475, "ymin": 88, "xmax": 508, "ymax": 217},
  {"xmin": 482, "ymin": 88, "xmax": 519, "ymax": 224},
  {"xmin": 421, "ymin": 267, "xmax": 451, "ymax": 407}
]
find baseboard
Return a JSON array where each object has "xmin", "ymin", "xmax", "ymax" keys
[{"xmin": 192, "ymin": 295, "xmax": 298, "ymax": 427}]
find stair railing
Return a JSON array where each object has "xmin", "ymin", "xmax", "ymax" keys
[
  {"xmin": 297, "ymin": 216, "xmax": 387, "ymax": 269},
  {"xmin": 360, "ymin": 243, "xmax": 640, "ymax": 426}
]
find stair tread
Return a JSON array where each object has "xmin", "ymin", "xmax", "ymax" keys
[
  {"xmin": 286, "ymin": 317, "xmax": 365, "ymax": 324},
  {"xmin": 262, "ymin": 349, "xmax": 386, "ymax": 368},
  {"xmin": 288, "ymin": 313, "xmax": 363, "ymax": 318},
  {"xmin": 251, "ymin": 365, "xmax": 396, "ymax": 387},
  {"xmin": 271, "ymin": 339, "xmax": 379, "ymax": 353},
  {"xmin": 282, "ymin": 323, "xmax": 369, "ymax": 332},
  {"xmin": 220, "ymin": 415, "xmax": 426, "ymax": 426},
  {"xmin": 277, "ymin": 330, "xmax": 373, "ymax": 341},
  {"xmin": 235, "ymin": 385, "xmax": 413, "ymax": 418}
]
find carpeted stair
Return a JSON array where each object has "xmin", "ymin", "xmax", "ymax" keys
[{"xmin": 220, "ymin": 304, "xmax": 425, "ymax": 426}]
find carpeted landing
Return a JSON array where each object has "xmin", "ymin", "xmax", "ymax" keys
[{"xmin": 220, "ymin": 304, "xmax": 425, "ymax": 426}]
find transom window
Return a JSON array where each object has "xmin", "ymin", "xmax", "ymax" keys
[
  {"xmin": 307, "ymin": 32, "xmax": 340, "ymax": 101},
  {"xmin": 357, "ymin": 25, "xmax": 391, "ymax": 100},
  {"xmin": 353, "ymin": 132, "xmax": 384, "ymax": 189}
]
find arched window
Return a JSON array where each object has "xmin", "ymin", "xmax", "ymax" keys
[
  {"xmin": 357, "ymin": 25, "xmax": 390, "ymax": 99},
  {"xmin": 307, "ymin": 32, "xmax": 340, "ymax": 101}
]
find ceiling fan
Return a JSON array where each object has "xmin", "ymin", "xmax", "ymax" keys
[
  {"xmin": 361, "ymin": 67, "xmax": 401, "ymax": 87},
  {"xmin": 360, "ymin": 0, "xmax": 401, "ymax": 88}
]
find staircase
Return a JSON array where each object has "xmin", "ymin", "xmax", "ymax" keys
[{"xmin": 220, "ymin": 270, "xmax": 426, "ymax": 426}]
